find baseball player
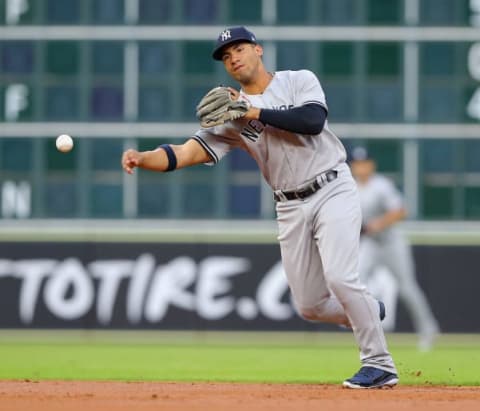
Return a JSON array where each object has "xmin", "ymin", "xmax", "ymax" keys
[
  {"xmin": 122, "ymin": 26, "xmax": 398, "ymax": 388},
  {"xmin": 350, "ymin": 147, "xmax": 440, "ymax": 351}
]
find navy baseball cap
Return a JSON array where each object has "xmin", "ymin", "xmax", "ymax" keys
[
  {"xmin": 212, "ymin": 26, "xmax": 257, "ymax": 60},
  {"xmin": 349, "ymin": 146, "xmax": 372, "ymax": 162}
]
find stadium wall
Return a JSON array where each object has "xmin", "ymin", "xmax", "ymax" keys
[{"xmin": 0, "ymin": 234, "xmax": 477, "ymax": 332}]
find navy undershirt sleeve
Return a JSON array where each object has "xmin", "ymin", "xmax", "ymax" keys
[{"xmin": 258, "ymin": 103, "xmax": 327, "ymax": 135}]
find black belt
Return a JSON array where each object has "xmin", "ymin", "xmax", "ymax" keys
[{"xmin": 273, "ymin": 170, "xmax": 338, "ymax": 202}]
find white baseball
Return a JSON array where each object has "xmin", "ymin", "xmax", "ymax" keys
[{"xmin": 56, "ymin": 134, "xmax": 74, "ymax": 152}]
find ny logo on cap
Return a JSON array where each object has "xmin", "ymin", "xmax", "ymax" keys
[{"xmin": 220, "ymin": 30, "xmax": 231, "ymax": 41}]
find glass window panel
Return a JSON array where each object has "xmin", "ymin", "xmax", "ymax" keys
[
  {"xmin": 464, "ymin": 141, "xmax": 480, "ymax": 172},
  {"xmin": 229, "ymin": 186, "xmax": 260, "ymax": 217},
  {"xmin": 367, "ymin": 43, "xmax": 401, "ymax": 76},
  {"xmin": 183, "ymin": 42, "xmax": 214, "ymax": 74},
  {"xmin": 421, "ymin": 140, "xmax": 455, "ymax": 172},
  {"xmin": 139, "ymin": 87, "xmax": 171, "ymax": 120},
  {"xmin": 421, "ymin": 186, "xmax": 454, "ymax": 218},
  {"xmin": 277, "ymin": 42, "xmax": 308, "ymax": 71},
  {"xmin": 184, "ymin": 0, "xmax": 218, "ymax": 23},
  {"xmin": 183, "ymin": 184, "xmax": 215, "ymax": 217},
  {"xmin": 138, "ymin": 181, "xmax": 169, "ymax": 216},
  {"xmin": 0, "ymin": 0, "xmax": 4, "ymax": 23},
  {"xmin": 419, "ymin": 86, "xmax": 458, "ymax": 122},
  {"xmin": 230, "ymin": 149, "xmax": 257, "ymax": 171},
  {"xmin": 460, "ymin": 0, "xmax": 474, "ymax": 25},
  {"xmin": 365, "ymin": 84, "xmax": 402, "ymax": 121},
  {"xmin": 420, "ymin": 44, "xmax": 455, "ymax": 77},
  {"xmin": 322, "ymin": 43, "xmax": 354, "ymax": 76},
  {"xmin": 46, "ymin": 182, "xmax": 77, "ymax": 217},
  {"xmin": 92, "ymin": 42, "xmax": 124, "ymax": 74},
  {"xmin": 277, "ymin": 0, "xmax": 308, "ymax": 24},
  {"xmin": 45, "ymin": 86, "xmax": 79, "ymax": 120},
  {"xmin": 46, "ymin": 0, "xmax": 81, "ymax": 23},
  {"xmin": 91, "ymin": 0, "xmax": 124, "ymax": 24},
  {"xmin": 47, "ymin": 140, "xmax": 76, "ymax": 171},
  {"xmin": 92, "ymin": 139, "xmax": 124, "ymax": 170},
  {"xmin": 420, "ymin": 0, "xmax": 457, "ymax": 25},
  {"xmin": 139, "ymin": 0, "xmax": 172, "ymax": 23},
  {"xmin": 367, "ymin": 141, "xmax": 402, "ymax": 173},
  {"xmin": 228, "ymin": 0, "xmax": 261, "ymax": 23},
  {"xmin": 90, "ymin": 184, "xmax": 122, "ymax": 217},
  {"xmin": 180, "ymin": 163, "xmax": 212, "ymax": 177},
  {"xmin": 1, "ymin": 139, "xmax": 32, "ymax": 171},
  {"xmin": 322, "ymin": 84, "xmax": 355, "ymax": 122},
  {"xmin": 46, "ymin": 42, "xmax": 80, "ymax": 75},
  {"xmin": 465, "ymin": 188, "xmax": 480, "ymax": 218},
  {"xmin": 139, "ymin": 42, "xmax": 173, "ymax": 74},
  {"xmin": 320, "ymin": 0, "xmax": 358, "ymax": 25},
  {"xmin": 1, "ymin": 42, "xmax": 34, "ymax": 74},
  {"xmin": 0, "ymin": 86, "xmax": 3, "ymax": 121},
  {"xmin": 137, "ymin": 138, "xmax": 167, "ymax": 152},
  {"xmin": 183, "ymin": 85, "xmax": 208, "ymax": 119},
  {"xmin": 367, "ymin": 0, "xmax": 402, "ymax": 24},
  {"xmin": 90, "ymin": 87, "xmax": 124, "ymax": 120}
]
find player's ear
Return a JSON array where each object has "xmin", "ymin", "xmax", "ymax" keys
[{"xmin": 254, "ymin": 44, "xmax": 263, "ymax": 57}]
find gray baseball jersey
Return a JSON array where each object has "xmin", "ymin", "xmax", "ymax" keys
[
  {"xmin": 357, "ymin": 174, "xmax": 439, "ymax": 349},
  {"xmin": 193, "ymin": 69, "xmax": 396, "ymax": 373},
  {"xmin": 358, "ymin": 174, "xmax": 403, "ymax": 243},
  {"xmin": 193, "ymin": 70, "xmax": 346, "ymax": 190}
]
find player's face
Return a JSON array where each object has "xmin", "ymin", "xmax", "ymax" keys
[
  {"xmin": 221, "ymin": 42, "xmax": 263, "ymax": 84},
  {"xmin": 351, "ymin": 159, "xmax": 376, "ymax": 184}
]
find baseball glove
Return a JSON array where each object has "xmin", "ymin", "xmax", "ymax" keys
[{"xmin": 196, "ymin": 86, "xmax": 250, "ymax": 128}]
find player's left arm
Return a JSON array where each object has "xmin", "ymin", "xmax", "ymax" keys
[
  {"xmin": 365, "ymin": 179, "xmax": 407, "ymax": 234},
  {"xmin": 231, "ymin": 71, "xmax": 328, "ymax": 134},
  {"xmin": 244, "ymin": 104, "xmax": 327, "ymax": 135},
  {"xmin": 365, "ymin": 208, "xmax": 407, "ymax": 235}
]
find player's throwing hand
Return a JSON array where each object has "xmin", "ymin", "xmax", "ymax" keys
[{"xmin": 122, "ymin": 149, "xmax": 143, "ymax": 174}]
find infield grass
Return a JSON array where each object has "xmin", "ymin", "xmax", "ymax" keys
[{"xmin": 0, "ymin": 330, "xmax": 478, "ymax": 385}]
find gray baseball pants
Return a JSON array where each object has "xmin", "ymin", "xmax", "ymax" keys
[{"xmin": 275, "ymin": 163, "xmax": 397, "ymax": 373}]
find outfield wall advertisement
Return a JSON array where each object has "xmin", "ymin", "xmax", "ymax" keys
[{"xmin": 0, "ymin": 241, "xmax": 477, "ymax": 332}]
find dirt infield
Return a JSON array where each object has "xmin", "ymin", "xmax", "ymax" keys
[{"xmin": 0, "ymin": 381, "xmax": 479, "ymax": 411}]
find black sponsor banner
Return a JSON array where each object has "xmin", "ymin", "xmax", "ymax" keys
[
  {"xmin": 0, "ymin": 242, "xmax": 478, "ymax": 332},
  {"xmin": 0, "ymin": 241, "xmax": 306, "ymax": 330}
]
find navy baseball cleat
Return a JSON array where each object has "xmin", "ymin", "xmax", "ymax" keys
[
  {"xmin": 378, "ymin": 300, "xmax": 386, "ymax": 321},
  {"xmin": 343, "ymin": 366, "xmax": 399, "ymax": 389}
]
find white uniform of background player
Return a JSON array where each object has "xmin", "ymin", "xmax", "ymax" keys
[{"xmin": 350, "ymin": 147, "xmax": 439, "ymax": 351}]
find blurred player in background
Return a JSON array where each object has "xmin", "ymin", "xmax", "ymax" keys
[
  {"xmin": 122, "ymin": 26, "xmax": 398, "ymax": 388},
  {"xmin": 350, "ymin": 147, "xmax": 440, "ymax": 351}
]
